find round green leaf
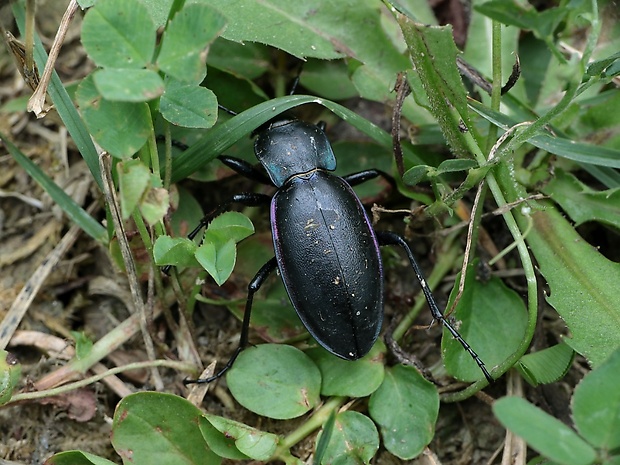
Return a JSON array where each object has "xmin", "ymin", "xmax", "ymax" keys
[
  {"xmin": 443, "ymin": 265, "xmax": 528, "ymax": 382},
  {"xmin": 306, "ymin": 342, "xmax": 385, "ymax": 398},
  {"xmin": 317, "ymin": 411, "xmax": 379, "ymax": 465},
  {"xmin": 44, "ymin": 450, "xmax": 118, "ymax": 465},
  {"xmin": 199, "ymin": 417, "xmax": 250, "ymax": 460},
  {"xmin": 195, "ymin": 238, "xmax": 237, "ymax": 285},
  {"xmin": 94, "ymin": 68, "xmax": 164, "ymax": 102},
  {"xmin": 368, "ymin": 365, "xmax": 439, "ymax": 460},
  {"xmin": 494, "ymin": 397, "xmax": 596, "ymax": 465},
  {"xmin": 157, "ymin": 3, "xmax": 227, "ymax": 83},
  {"xmin": 160, "ymin": 81, "xmax": 218, "ymax": 128},
  {"xmin": 76, "ymin": 75, "xmax": 150, "ymax": 158},
  {"xmin": 81, "ymin": 0, "xmax": 156, "ymax": 69},
  {"xmin": 402, "ymin": 164, "xmax": 432, "ymax": 186},
  {"xmin": 227, "ymin": 344, "xmax": 321, "ymax": 419},
  {"xmin": 112, "ymin": 392, "xmax": 220, "ymax": 465},
  {"xmin": 202, "ymin": 414, "xmax": 278, "ymax": 461},
  {"xmin": 572, "ymin": 347, "xmax": 620, "ymax": 450}
]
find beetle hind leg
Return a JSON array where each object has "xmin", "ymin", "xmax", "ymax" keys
[
  {"xmin": 376, "ymin": 231, "xmax": 493, "ymax": 383},
  {"xmin": 185, "ymin": 257, "xmax": 278, "ymax": 384}
]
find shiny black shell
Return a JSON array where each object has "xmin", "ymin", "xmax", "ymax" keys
[{"xmin": 271, "ymin": 170, "xmax": 383, "ymax": 360}]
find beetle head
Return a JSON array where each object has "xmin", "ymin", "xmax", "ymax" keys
[{"xmin": 254, "ymin": 118, "xmax": 337, "ymax": 187}]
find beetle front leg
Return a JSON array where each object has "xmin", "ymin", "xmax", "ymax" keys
[
  {"xmin": 343, "ymin": 169, "xmax": 395, "ymax": 188},
  {"xmin": 185, "ymin": 257, "xmax": 279, "ymax": 384},
  {"xmin": 376, "ymin": 231, "xmax": 493, "ymax": 383}
]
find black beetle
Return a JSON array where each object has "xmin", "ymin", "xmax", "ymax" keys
[{"xmin": 181, "ymin": 116, "xmax": 493, "ymax": 384}]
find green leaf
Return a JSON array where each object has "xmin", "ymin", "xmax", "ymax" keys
[
  {"xmin": 160, "ymin": 80, "xmax": 219, "ymax": 128},
  {"xmin": 112, "ymin": 392, "xmax": 221, "ymax": 465},
  {"xmin": 306, "ymin": 342, "xmax": 385, "ymax": 398},
  {"xmin": 436, "ymin": 159, "xmax": 479, "ymax": 174},
  {"xmin": 402, "ymin": 165, "xmax": 432, "ymax": 185},
  {"xmin": 1, "ymin": 134, "xmax": 107, "ymax": 243},
  {"xmin": 206, "ymin": 212, "xmax": 255, "ymax": 243},
  {"xmin": 368, "ymin": 365, "xmax": 439, "ymax": 459},
  {"xmin": 76, "ymin": 75, "xmax": 151, "ymax": 158},
  {"xmin": 226, "ymin": 344, "xmax": 321, "ymax": 420},
  {"xmin": 81, "ymin": 0, "xmax": 156, "ymax": 69},
  {"xmin": 572, "ymin": 348, "xmax": 620, "ymax": 451},
  {"xmin": 153, "ymin": 236, "xmax": 199, "ymax": 268},
  {"xmin": 468, "ymin": 99, "xmax": 620, "ymax": 168},
  {"xmin": 397, "ymin": 15, "xmax": 472, "ymax": 156},
  {"xmin": 207, "ymin": 39, "xmax": 271, "ymax": 80},
  {"xmin": 93, "ymin": 68, "xmax": 165, "ymax": 102},
  {"xmin": 542, "ymin": 170, "xmax": 620, "ymax": 229},
  {"xmin": 475, "ymin": 1, "xmax": 568, "ymax": 61},
  {"xmin": 157, "ymin": 3, "xmax": 227, "ymax": 83},
  {"xmin": 199, "ymin": 417, "xmax": 250, "ymax": 460},
  {"xmin": 443, "ymin": 265, "xmax": 528, "ymax": 382},
  {"xmin": 202, "ymin": 414, "xmax": 279, "ymax": 461},
  {"xmin": 139, "ymin": 186, "xmax": 169, "ymax": 226},
  {"xmin": 71, "ymin": 331, "xmax": 93, "ymax": 360},
  {"xmin": 117, "ymin": 159, "xmax": 151, "ymax": 220},
  {"xmin": 0, "ymin": 350, "xmax": 21, "ymax": 405},
  {"xmin": 45, "ymin": 450, "xmax": 118, "ymax": 465},
  {"xmin": 524, "ymin": 205, "xmax": 620, "ymax": 367},
  {"xmin": 493, "ymin": 397, "xmax": 596, "ymax": 465},
  {"xmin": 195, "ymin": 238, "xmax": 237, "ymax": 285},
  {"xmin": 516, "ymin": 343, "xmax": 575, "ymax": 386},
  {"xmin": 317, "ymin": 411, "xmax": 379, "ymax": 465}
]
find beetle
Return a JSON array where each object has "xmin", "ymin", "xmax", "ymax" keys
[{"xmin": 179, "ymin": 115, "xmax": 493, "ymax": 384}]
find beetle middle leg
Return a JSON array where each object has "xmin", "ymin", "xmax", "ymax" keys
[
  {"xmin": 343, "ymin": 169, "xmax": 395, "ymax": 188},
  {"xmin": 376, "ymin": 231, "xmax": 493, "ymax": 383},
  {"xmin": 185, "ymin": 257, "xmax": 279, "ymax": 384}
]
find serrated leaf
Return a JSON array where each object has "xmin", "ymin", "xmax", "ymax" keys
[
  {"xmin": 81, "ymin": 0, "xmax": 156, "ymax": 69},
  {"xmin": 524, "ymin": 206, "xmax": 620, "ymax": 367},
  {"xmin": 396, "ymin": 14, "xmax": 472, "ymax": 156},
  {"xmin": 517, "ymin": 343, "xmax": 575, "ymax": 386},
  {"xmin": 494, "ymin": 397, "xmax": 596, "ymax": 465},
  {"xmin": 369, "ymin": 365, "xmax": 439, "ymax": 459},
  {"xmin": 112, "ymin": 392, "xmax": 220, "ymax": 465},
  {"xmin": 195, "ymin": 238, "xmax": 237, "ymax": 285},
  {"xmin": 93, "ymin": 68, "xmax": 164, "ymax": 102},
  {"xmin": 572, "ymin": 348, "xmax": 620, "ymax": 451},
  {"xmin": 543, "ymin": 170, "xmax": 620, "ymax": 229},
  {"xmin": 160, "ymin": 80, "xmax": 218, "ymax": 128},
  {"xmin": 203, "ymin": 414, "xmax": 279, "ymax": 461},
  {"xmin": 226, "ymin": 344, "xmax": 321, "ymax": 420},
  {"xmin": 157, "ymin": 3, "xmax": 227, "ymax": 83}
]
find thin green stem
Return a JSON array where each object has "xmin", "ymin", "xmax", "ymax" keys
[{"xmin": 273, "ymin": 397, "xmax": 346, "ymax": 459}]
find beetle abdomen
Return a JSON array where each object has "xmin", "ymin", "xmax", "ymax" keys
[{"xmin": 271, "ymin": 170, "xmax": 383, "ymax": 360}]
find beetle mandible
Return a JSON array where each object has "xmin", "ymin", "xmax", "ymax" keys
[{"xmin": 182, "ymin": 115, "xmax": 493, "ymax": 384}]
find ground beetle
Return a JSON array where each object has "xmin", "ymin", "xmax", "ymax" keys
[{"xmin": 181, "ymin": 115, "xmax": 493, "ymax": 384}]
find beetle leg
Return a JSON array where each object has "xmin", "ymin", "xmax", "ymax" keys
[
  {"xmin": 218, "ymin": 155, "xmax": 273, "ymax": 185},
  {"xmin": 162, "ymin": 192, "xmax": 271, "ymax": 275},
  {"xmin": 343, "ymin": 169, "xmax": 395, "ymax": 188},
  {"xmin": 376, "ymin": 231, "xmax": 493, "ymax": 383},
  {"xmin": 186, "ymin": 257, "xmax": 279, "ymax": 384}
]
